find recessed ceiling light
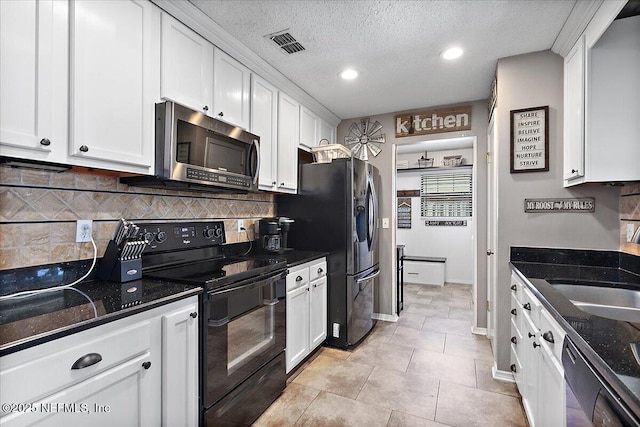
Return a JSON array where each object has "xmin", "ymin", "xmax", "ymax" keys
[
  {"xmin": 441, "ymin": 47, "xmax": 463, "ymax": 60},
  {"xmin": 339, "ymin": 69, "xmax": 359, "ymax": 80}
]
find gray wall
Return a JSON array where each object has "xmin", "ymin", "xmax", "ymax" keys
[
  {"xmin": 337, "ymin": 100, "xmax": 488, "ymax": 328},
  {"xmin": 493, "ymin": 50, "xmax": 620, "ymax": 371}
]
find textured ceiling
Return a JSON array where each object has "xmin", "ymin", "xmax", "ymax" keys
[{"xmin": 190, "ymin": 0, "xmax": 576, "ymax": 120}]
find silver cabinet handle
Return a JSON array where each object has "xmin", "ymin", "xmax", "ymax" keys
[
  {"xmin": 296, "ymin": 276, "xmax": 303, "ymax": 282},
  {"xmin": 317, "ymin": 268, "xmax": 323, "ymax": 274}
]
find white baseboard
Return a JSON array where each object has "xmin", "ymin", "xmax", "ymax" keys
[
  {"xmin": 372, "ymin": 313, "xmax": 398, "ymax": 322},
  {"xmin": 471, "ymin": 326, "xmax": 487, "ymax": 335},
  {"xmin": 492, "ymin": 364, "xmax": 515, "ymax": 383},
  {"xmin": 447, "ymin": 279, "xmax": 473, "ymax": 286}
]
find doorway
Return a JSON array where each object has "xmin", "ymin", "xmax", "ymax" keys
[{"xmin": 392, "ymin": 136, "xmax": 480, "ymax": 330}]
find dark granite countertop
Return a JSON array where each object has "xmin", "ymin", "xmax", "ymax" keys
[
  {"xmin": 0, "ymin": 261, "xmax": 201, "ymax": 357},
  {"xmin": 510, "ymin": 247, "xmax": 640, "ymax": 418}
]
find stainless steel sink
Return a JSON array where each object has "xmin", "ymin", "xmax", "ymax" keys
[{"xmin": 548, "ymin": 282, "xmax": 640, "ymax": 323}]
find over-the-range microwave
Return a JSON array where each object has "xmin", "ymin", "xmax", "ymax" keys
[{"xmin": 121, "ymin": 101, "xmax": 260, "ymax": 193}]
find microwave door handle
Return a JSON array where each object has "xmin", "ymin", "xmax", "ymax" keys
[{"xmin": 252, "ymin": 139, "xmax": 260, "ymax": 185}]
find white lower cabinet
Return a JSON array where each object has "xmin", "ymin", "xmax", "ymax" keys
[
  {"xmin": 0, "ymin": 296, "xmax": 198, "ymax": 427},
  {"xmin": 510, "ymin": 272, "xmax": 566, "ymax": 427},
  {"xmin": 286, "ymin": 258, "xmax": 327, "ymax": 373}
]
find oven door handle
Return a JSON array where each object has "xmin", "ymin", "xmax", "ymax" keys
[{"xmin": 208, "ymin": 270, "xmax": 285, "ymax": 296}]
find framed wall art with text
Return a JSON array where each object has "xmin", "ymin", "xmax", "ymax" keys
[{"xmin": 510, "ymin": 106, "xmax": 549, "ymax": 173}]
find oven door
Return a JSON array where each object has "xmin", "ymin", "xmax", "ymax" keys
[{"xmin": 202, "ymin": 270, "xmax": 286, "ymax": 408}]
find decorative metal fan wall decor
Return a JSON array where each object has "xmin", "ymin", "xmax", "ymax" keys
[{"xmin": 344, "ymin": 118, "xmax": 385, "ymax": 161}]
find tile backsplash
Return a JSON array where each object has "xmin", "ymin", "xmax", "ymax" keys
[
  {"xmin": 621, "ymin": 182, "xmax": 640, "ymax": 256},
  {"xmin": 0, "ymin": 166, "xmax": 275, "ymax": 269}
]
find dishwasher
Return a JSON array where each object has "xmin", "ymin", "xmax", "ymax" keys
[{"xmin": 562, "ymin": 336, "xmax": 640, "ymax": 426}]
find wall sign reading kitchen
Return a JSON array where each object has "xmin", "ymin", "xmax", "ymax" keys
[
  {"xmin": 395, "ymin": 105, "xmax": 471, "ymax": 137},
  {"xmin": 510, "ymin": 106, "xmax": 549, "ymax": 173}
]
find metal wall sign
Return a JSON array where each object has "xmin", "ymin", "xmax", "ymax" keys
[
  {"xmin": 395, "ymin": 105, "xmax": 472, "ymax": 138},
  {"xmin": 524, "ymin": 198, "xmax": 595, "ymax": 213},
  {"xmin": 397, "ymin": 198, "xmax": 412, "ymax": 229},
  {"xmin": 510, "ymin": 106, "xmax": 549, "ymax": 173},
  {"xmin": 425, "ymin": 220, "xmax": 468, "ymax": 226}
]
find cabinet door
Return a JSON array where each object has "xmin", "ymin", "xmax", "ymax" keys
[
  {"xmin": 319, "ymin": 120, "xmax": 336, "ymax": 144},
  {"xmin": 161, "ymin": 301, "xmax": 198, "ymax": 427},
  {"xmin": 522, "ymin": 313, "xmax": 539, "ymax": 427},
  {"xmin": 1, "ymin": 352, "xmax": 156, "ymax": 427},
  {"xmin": 286, "ymin": 284, "xmax": 309, "ymax": 373},
  {"xmin": 277, "ymin": 92, "xmax": 300, "ymax": 193},
  {"xmin": 299, "ymin": 105, "xmax": 319, "ymax": 149},
  {"xmin": 563, "ymin": 35, "xmax": 585, "ymax": 183},
  {"xmin": 309, "ymin": 276, "xmax": 327, "ymax": 349},
  {"xmin": 69, "ymin": 0, "xmax": 160, "ymax": 174},
  {"xmin": 160, "ymin": 12, "xmax": 213, "ymax": 115},
  {"xmin": 251, "ymin": 75, "xmax": 278, "ymax": 190},
  {"xmin": 537, "ymin": 343, "xmax": 566, "ymax": 427},
  {"xmin": 0, "ymin": 0, "xmax": 67, "ymax": 163},
  {"xmin": 213, "ymin": 48, "xmax": 250, "ymax": 129}
]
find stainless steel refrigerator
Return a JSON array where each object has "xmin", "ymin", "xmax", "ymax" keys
[{"xmin": 278, "ymin": 157, "xmax": 380, "ymax": 348}]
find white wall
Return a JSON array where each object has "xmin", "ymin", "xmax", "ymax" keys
[
  {"xmin": 492, "ymin": 50, "xmax": 620, "ymax": 373},
  {"xmin": 396, "ymin": 162, "xmax": 474, "ymax": 284}
]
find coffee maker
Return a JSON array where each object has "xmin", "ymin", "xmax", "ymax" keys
[{"xmin": 257, "ymin": 217, "xmax": 294, "ymax": 253}]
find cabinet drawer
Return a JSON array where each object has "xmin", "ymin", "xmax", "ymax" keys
[
  {"xmin": 510, "ymin": 346, "xmax": 523, "ymax": 392},
  {"xmin": 540, "ymin": 309, "xmax": 566, "ymax": 361},
  {"xmin": 510, "ymin": 275, "xmax": 523, "ymax": 304},
  {"xmin": 522, "ymin": 287, "xmax": 542, "ymax": 325},
  {"xmin": 1, "ymin": 319, "xmax": 151, "ymax": 405},
  {"xmin": 403, "ymin": 260, "xmax": 445, "ymax": 286},
  {"xmin": 308, "ymin": 259, "xmax": 327, "ymax": 282},
  {"xmin": 287, "ymin": 265, "xmax": 310, "ymax": 292}
]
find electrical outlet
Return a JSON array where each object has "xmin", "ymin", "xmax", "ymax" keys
[
  {"xmin": 332, "ymin": 323, "xmax": 340, "ymax": 338},
  {"xmin": 382, "ymin": 218, "xmax": 390, "ymax": 229},
  {"xmin": 237, "ymin": 219, "xmax": 244, "ymax": 232},
  {"xmin": 76, "ymin": 220, "xmax": 93, "ymax": 242},
  {"xmin": 627, "ymin": 224, "xmax": 635, "ymax": 243}
]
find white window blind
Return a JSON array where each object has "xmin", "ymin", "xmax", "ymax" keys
[{"xmin": 421, "ymin": 171, "xmax": 472, "ymax": 217}]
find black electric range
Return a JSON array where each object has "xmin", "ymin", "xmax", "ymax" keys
[{"xmin": 138, "ymin": 220, "xmax": 288, "ymax": 427}]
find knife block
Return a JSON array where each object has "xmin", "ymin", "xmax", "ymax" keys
[{"xmin": 96, "ymin": 240, "xmax": 142, "ymax": 282}]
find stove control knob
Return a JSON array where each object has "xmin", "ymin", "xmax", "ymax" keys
[
  {"xmin": 143, "ymin": 232, "xmax": 154, "ymax": 243},
  {"xmin": 156, "ymin": 231, "xmax": 167, "ymax": 243},
  {"xmin": 204, "ymin": 228, "xmax": 216, "ymax": 239},
  {"xmin": 214, "ymin": 227, "xmax": 223, "ymax": 237}
]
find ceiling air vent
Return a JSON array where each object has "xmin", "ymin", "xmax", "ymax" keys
[{"xmin": 266, "ymin": 30, "xmax": 305, "ymax": 54}]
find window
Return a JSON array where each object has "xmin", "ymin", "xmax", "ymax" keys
[{"xmin": 421, "ymin": 170, "xmax": 472, "ymax": 217}]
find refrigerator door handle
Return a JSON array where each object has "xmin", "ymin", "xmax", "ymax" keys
[
  {"xmin": 355, "ymin": 269, "xmax": 380, "ymax": 283},
  {"xmin": 366, "ymin": 173, "xmax": 378, "ymax": 249}
]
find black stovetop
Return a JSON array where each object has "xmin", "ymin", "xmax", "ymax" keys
[{"xmin": 144, "ymin": 255, "xmax": 286, "ymax": 289}]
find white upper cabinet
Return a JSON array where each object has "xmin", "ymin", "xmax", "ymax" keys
[
  {"xmin": 299, "ymin": 105, "xmax": 320, "ymax": 149},
  {"xmin": 251, "ymin": 74, "xmax": 279, "ymax": 191},
  {"xmin": 213, "ymin": 48, "xmax": 251, "ymax": 129},
  {"xmin": 160, "ymin": 11, "xmax": 213, "ymax": 115},
  {"xmin": 563, "ymin": 1, "xmax": 639, "ymax": 186},
  {"xmin": 319, "ymin": 120, "xmax": 336, "ymax": 145},
  {"xmin": 277, "ymin": 92, "xmax": 300, "ymax": 193},
  {"xmin": 0, "ymin": 0, "xmax": 68, "ymax": 163},
  {"xmin": 563, "ymin": 35, "xmax": 585, "ymax": 182},
  {"xmin": 69, "ymin": 0, "xmax": 160, "ymax": 174}
]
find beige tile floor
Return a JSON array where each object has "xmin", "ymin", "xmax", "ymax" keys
[{"xmin": 254, "ymin": 282, "xmax": 528, "ymax": 427}]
